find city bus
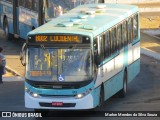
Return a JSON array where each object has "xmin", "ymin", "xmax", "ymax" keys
[
  {"xmin": 20, "ymin": 3, "xmax": 140, "ymax": 111},
  {"xmin": 0, "ymin": 0, "xmax": 103, "ymax": 40}
]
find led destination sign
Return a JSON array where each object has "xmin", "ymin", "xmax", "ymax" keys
[
  {"xmin": 35, "ymin": 35, "xmax": 81, "ymax": 43},
  {"xmin": 28, "ymin": 34, "xmax": 90, "ymax": 44}
]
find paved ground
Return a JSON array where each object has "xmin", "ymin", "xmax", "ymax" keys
[
  {"xmin": 133, "ymin": 2, "xmax": 160, "ymax": 8},
  {"xmin": 0, "ymin": 55, "xmax": 160, "ymax": 120},
  {"xmin": 141, "ymin": 32, "xmax": 160, "ymax": 53}
]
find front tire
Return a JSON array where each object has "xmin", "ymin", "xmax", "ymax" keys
[
  {"xmin": 118, "ymin": 71, "xmax": 127, "ymax": 98},
  {"xmin": 98, "ymin": 86, "xmax": 104, "ymax": 108}
]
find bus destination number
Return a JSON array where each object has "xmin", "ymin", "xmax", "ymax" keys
[
  {"xmin": 30, "ymin": 71, "xmax": 51, "ymax": 76},
  {"xmin": 35, "ymin": 35, "xmax": 80, "ymax": 43}
]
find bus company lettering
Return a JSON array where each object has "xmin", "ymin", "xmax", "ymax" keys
[
  {"xmin": 50, "ymin": 35, "xmax": 80, "ymax": 43},
  {"xmin": 35, "ymin": 35, "xmax": 80, "ymax": 43}
]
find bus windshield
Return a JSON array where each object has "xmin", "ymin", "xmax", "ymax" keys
[
  {"xmin": 26, "ymin": 47, "xmax": 92, "ymax": 82},
  {"xmin": 45, "ymin": 0, "xmax": 97, "ymax": 20}
]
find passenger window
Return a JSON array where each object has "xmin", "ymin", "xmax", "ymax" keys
[
  {"xmin": 98, "ymin": 0, "xmax": 104, "ymax": 3},
  {"xmin": 133, "ymin": 14, "xmax": 138, "ymax": 40},
  {"xmin": 127, "ymin": 17, "xmax": 133, "ymax": 43},
  {"xmin": 32, "ymin": 0, "xmax": 38, "ymax": 12},
  {"xmin": 94, "ymin": 35, "xmax": 105, "ymax": 65},
  {"xmin": 6, "ymin": 0, "xmax": 12, "ymax": 3},
  {"xmin": 122, "ymin": 21, "xmax": 127, "ymax": 46},
  {"xmin": 99, "ymin": 35, "xmax": 104, "ymax": 62},
  {"xmin": 104, "ymin": 31, "xmax": 110, "ymax": 58},
  {"xmin": 117, "ymin": 24, "xmax": 122, "ymax": 50},
  {"xmin": 25, "ymin": 0, "xmax": 32, "ymax": 10},
  {"xmin": 18, "ymin": 0, "xmax": 25, "ymax": 7},
  {"xmin": 109, "ymin": 30, "xmax": 112, "ymax": 54},
  {"xmin": 111, "ymin": 28, "xmax": 117, "ymax": 53}
]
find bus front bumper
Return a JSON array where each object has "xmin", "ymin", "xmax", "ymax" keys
[{"xmin": 25, "ymin": 92, "xmax": 94, "ymax": 110}]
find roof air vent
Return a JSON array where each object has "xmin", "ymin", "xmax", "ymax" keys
[
  {"xmin": 70, "ymin": 18, "xmax": 82, "ymax": 25},
  {"xmin": 77, "ymin": 15, "xmax": 88, "ymax": 19},
  {"xmin": 85, "ymin": 11, "xmax": 95, "ymax": 15},
  {"xmin": 57, "ymin": 22, "xmax": 73, "ymax": 27},
  {"xmin": 70, "ymin": 18, "xmax": 81, "ymax": 23},
  {"xmin": 81, "ymin": 25, "xmax": 96, "ymax": 30}
]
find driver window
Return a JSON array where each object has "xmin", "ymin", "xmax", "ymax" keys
[{"xmin": 94, "ymin": 35, "xmax": 104, "ymax": 65}]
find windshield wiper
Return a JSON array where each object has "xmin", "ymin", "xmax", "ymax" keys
[
  {"xmin": 62, "ymin": 44, "xmax": 77, "ymax": 63},
  {"xmin": 40, "ymin": 44, "xmax": 46, "ymax": 50}
]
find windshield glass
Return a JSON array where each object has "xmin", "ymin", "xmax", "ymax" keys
[
  {"xmin": 44, "ymin": 0, "xmax": 97, "ymax": 20},
  {"xmin": 26, "ymin": 47, "xmax": 92, "ymax": 82}
]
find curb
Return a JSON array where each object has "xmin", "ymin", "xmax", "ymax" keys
[
  {"xmin": 140, "ymin": 8, "xmax": 160, "ymax": 13},
  {"xmin": 5, "ymin": 65, "xmax": 22, "ymax": 77},
  {"xmin": 141, "ymin": 31, "xmax": 160, "ymax": 40},
  {"xmin": 141, "ymin": 48, "xmax": 160, "ymax": 60},
  {"xmin": 3, "ymin": 76, "xmax": 25, "ymax": 82}
]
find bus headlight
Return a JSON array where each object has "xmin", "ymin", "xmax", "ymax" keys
[
  {"xmin": 25, "ymin": 87, "xmax": 40, "ymax": 98},
  {"xmin": 25, "ymin": 86, "xmax": 30, "ymax": 93},
  {"xmin": 30, "ymin": 92, "xmax": 40, "ymax": 98},
  {"xmin": 76, "ymin": 93, "xmax": 85, "ymax": 99},
  {"xmin": 75, "ymin": 88, "xmax": 92, "ymax": 99}
]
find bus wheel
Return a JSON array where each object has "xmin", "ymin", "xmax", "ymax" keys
[
  {"xmin": 98, "ymin": 86, "xmax": 104, "ymax": 108},
  {"xmin": 118, "ymin": 71, "xmax": 127, "ymax": 98},
  {"xmin": 3, "ymin": 18, "xmax": 12, "ymax": 41}
]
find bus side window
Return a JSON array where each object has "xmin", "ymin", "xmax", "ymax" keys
[
  {"xmin": 25, "ymin": 0, "xmax": 32, "ymax": 10},
  {"xmin": 104, "ymin": 31, "xmax": 110, "ymax": 58},
  {"xmin": 111, "ymin": 27, "xmax": 117, "ymax": 53},
  {"xmin": 114, "ymin": 27, "xmax": 117, "ymax": 52},
  {"xmin": 98, "ymin": 36, "xmax": 104, "ymax": 63},
  {"xmin": 32, "ymin": 0, "xmax": 38, "ymax": 12},
  {"xmin": 117, "ymin": 24, "xmax": 122, "ymax": 50},
  {"xmin": 18, "ymin": 0, "xmax": 25, "ymax": 7},
  {"xmin": 122, "ymin": 21, "xmax": 127, "ymax": 46},
  {"xmin": 94, "ymin": 39, "xmax": 98, "ymax": 65},
  {"xmin": 133, "ymin": 14, "xmax": 138, "ymax": 40},
  {"xmin": 127, "ymin": 17, "xmax": 133, "ymax": 43},
  {"xmin": 6, "ymin": 0, "xmax": 12, "ymax": 3},
  {"xmin": 94, "ymin": 35, "xmax": 104, "ymax": 65},
  {"xmin": 98, "ymin": 0, "xmax": 105, "ymax": 3},
  {"xmin": 109, "ymin": 30, "xmax": 112, "ymax": 55}
]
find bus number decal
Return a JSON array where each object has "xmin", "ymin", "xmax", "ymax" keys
[{"xmin": 36, "ymin": 35, "xmax": 48, "ymax": 42}]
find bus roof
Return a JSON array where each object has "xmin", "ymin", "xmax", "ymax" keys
[{"xmin": 28, "ymin": 3, "xmax": 138, "ymax": 38}]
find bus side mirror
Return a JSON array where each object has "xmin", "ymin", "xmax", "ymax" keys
[
  {"xmin": 94, "ymin": 47, "xmax": 101, "ymax": 66},
  {"xmin": 20, "ymin": 43, "xmax": 27, "ymax": 66},
  {"xmin": 95, "ymin": 55, "xmax": 101, "ymax": 66}
]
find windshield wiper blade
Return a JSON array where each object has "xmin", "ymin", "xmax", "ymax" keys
[{"xmin": 40, "ymin": 44, "xmax": 46, "ymax": 50}]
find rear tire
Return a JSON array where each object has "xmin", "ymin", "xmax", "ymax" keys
[
  {"xmin": 98, "ymin": 86, "xmax": 104, "ymax": 108},
  {"xmin": 118, "ymin": 71, "xmax": 127, "ymax": 98},
  {"xmin": 3, "ymin": 18, "xmax": 12, "ymax": 41}
]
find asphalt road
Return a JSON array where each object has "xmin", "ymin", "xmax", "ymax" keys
[{"xmin": 0, "ymin": 55, "xmax": 160, "ymax": 120}]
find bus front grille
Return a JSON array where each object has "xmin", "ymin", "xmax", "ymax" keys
[{"xmin": 39, "ymin": 102, "xmax": 76, "ymax": 107}]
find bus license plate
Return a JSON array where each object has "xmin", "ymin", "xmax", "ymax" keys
[{"xmin": 52, "ymin": 102, "xmax": 64, "ymax": 106}]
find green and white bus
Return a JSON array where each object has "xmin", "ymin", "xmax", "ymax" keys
[{"xmin": 20, "ymin": 3, "xmax": 140, "ymax": 110}]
